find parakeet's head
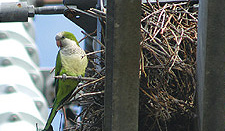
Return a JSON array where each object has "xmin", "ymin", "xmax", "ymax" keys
[{"xmin": 55, "ymin": 31, "xmax": 79, "ymax": 48}]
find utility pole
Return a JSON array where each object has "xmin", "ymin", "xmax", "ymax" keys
[
  {"xmin": 104, "ymin": 0, "xmax": 141, "ymax": 131},
  {"xmin": 197, "ymin": 0, "xmax": 225, "ymax": 131}
]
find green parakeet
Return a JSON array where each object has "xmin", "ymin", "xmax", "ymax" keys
[{"xmin": 43, "ymin": 31, "xmax": 88, "ymax": 131}]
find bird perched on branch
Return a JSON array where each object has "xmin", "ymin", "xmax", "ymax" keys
[{"xmin": 43, "ymin": 31, "xmax": 88, "ymax": 131}]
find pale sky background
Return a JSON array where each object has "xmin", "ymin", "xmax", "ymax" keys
[
  {"xmin": 34, "ymin": 14, "xmax": 85, "ymax": 68},
  {"xmin": 34, "ymin": 14, "xmax": 84, "ymax": 131}
]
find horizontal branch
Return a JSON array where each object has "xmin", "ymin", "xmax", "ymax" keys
[
  {"xmin": 54, "ymin": 75, "xmax": 98, "ymax": 81},
  {"xmin": 76, "ymin": 91, "xmax": 104, "ymax": 100},
  {"xmin": 90, "ymin": 8, "xmax": 106, "ymax": 16},
  {"xmin": 82, "ymin": 50, "xmax": 105, "ymax": 58}
]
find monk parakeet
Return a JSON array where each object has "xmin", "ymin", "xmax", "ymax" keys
[{"xmin": 43, "ymin": 31, "xmax": 88, "ymax": 131}]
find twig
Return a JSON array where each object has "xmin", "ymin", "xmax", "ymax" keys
[
  {"xmin": 54, "ymin": 75, "xmax": 98, "ymax": 81},
  {"xmin": 90, "ymin": 8, "xmax": 106, "ymax": 16},
  {"xmin": 81, "ymin": 31, "xmax": 105, "ymax": 49},
  {"xmin": 82, "ymin": 50, "xmax": 105, "ymax": 58},
  {"xmin": 50, "ymin": 67, "xmax": 55, "ymax": 74},
  {"xmin": 78, "ymin": 30, "xmax": 97, "ymax": 43},
  {"xmin": 75, "ymin": 91, "xmax": 104, "ymax": 100},
  {"xmin": 70, "ymin": 76, "xmax": 105, "ymax": 99}
]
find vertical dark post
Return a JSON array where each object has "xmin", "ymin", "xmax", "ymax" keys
[
  {"xmin": 197, "ymin": 0, "xmax": 225, "ymax": 131},
  {"xmin": 104, "ymin": 0, "xmax": 140, "ymax": 131}
]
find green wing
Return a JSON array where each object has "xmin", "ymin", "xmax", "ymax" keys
[
  {"xmin": 55, "ymin": 51, "xmax": 62, "ymax": 76},
  {"xmin": 55, "ymin": 51, "xmax": 62, "ymax": 96}
]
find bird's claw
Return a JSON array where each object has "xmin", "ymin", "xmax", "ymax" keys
[
  {"xmin": 77, "ymin": 75, "xmax": 82, "ymax": 81},
  {"xmin": 62, "ymin": 74, "xmax": 67, "ymax": 81}
]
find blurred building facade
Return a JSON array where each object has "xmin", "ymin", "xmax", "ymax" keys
[{"xmin": 0, "ymin": 0, "xmax": 48, "ymax": 130}]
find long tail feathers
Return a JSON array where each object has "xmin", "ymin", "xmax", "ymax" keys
[
  {"xmin": 43, "ymin": 125, "xmax": 53, "ymax": 131},
  {"xmin": 43, "ymin": 103, "xmax": 59, "ymax": 131}
]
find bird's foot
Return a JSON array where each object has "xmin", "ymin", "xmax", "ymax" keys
[
  {"xmin": 62, "ymin": 74, "xmax": 67, "ymax": 81},
  {"xmin": 77, "ymin": 75, "xmax": 82, "ymax": 81}
]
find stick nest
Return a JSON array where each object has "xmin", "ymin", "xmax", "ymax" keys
[
  {"xmin": 64, "ymin": 1, "xmax": 198, "ymax": 131},
  {"xmin": 139, "ymin": 1, "xmax": 198, "ymax": 130}
]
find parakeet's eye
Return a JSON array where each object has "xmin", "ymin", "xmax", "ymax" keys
[{"xmin": 62, "ymin": 36, "xmax": 65, "ymax": 39}]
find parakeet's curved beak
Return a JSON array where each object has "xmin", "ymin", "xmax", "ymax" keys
[
  {"xmin": 56, "ymin": 40, "xmax": 61, "ymax": 48},
  {"xmin": 55, "ymin": 35, "xmax": 62, "ymax": 48}
]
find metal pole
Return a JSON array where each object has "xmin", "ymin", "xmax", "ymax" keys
[
  {"xmin": 104, "ymin": 0, "xmax": 140, "ymax": 131},
  {"xmin": 197, "ymin": 0, "xmax": 225, "ymax": 131},
  {"xmin": 0, "ymin": 2, "xmax": 30, "ymax": 22}
]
